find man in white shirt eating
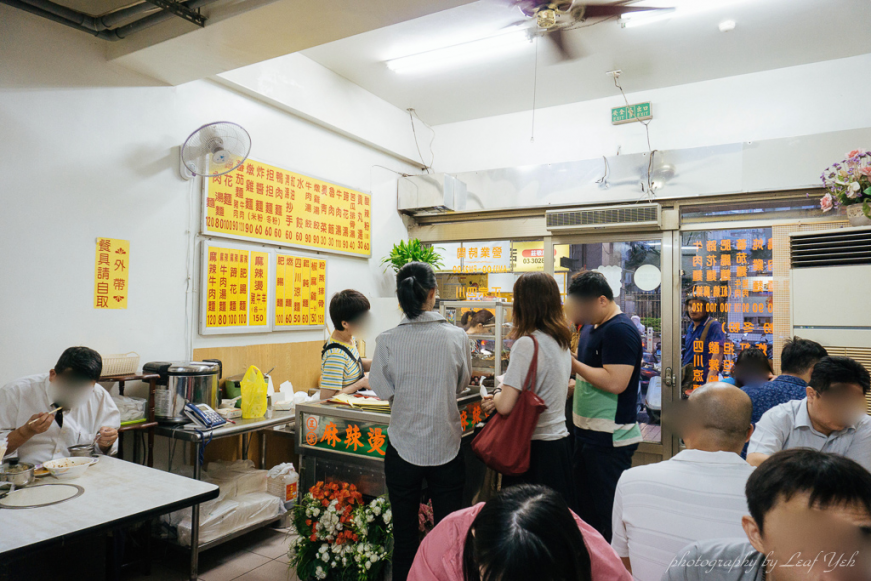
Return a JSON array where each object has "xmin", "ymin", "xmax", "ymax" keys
[
  {"xmin": 611, "ymin": 382, "xmax": 756, "ymax": 581},
  {"xmin": 0, "ymin": 347, "xmax": 120, "ymax": 464}
]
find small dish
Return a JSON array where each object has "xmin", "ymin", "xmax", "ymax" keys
[{"xmin": 43, "ymin": 457, "xmax": 97, "ymax": 480}]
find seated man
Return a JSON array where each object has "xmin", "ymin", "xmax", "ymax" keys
[
  {"xmin": 743, "ymin": 337, "xmax": 827, "ymax": 426},
  {"xmin": 662, "ymin": 449, "xmax": 871, "ymax": 581},
  {"xmin": 611, "ymin": 383, "xmax": 755, "ymax": 581},
  {"xmin": 747, "ymin": 356, "xmax": 871, "ymax": 472},
  {"xmin": 320, "ymin": 290, "xmax": 372, "ymax": 400},
  {"xmin": 0, "ymin": 347, "xmax": 120, "ymax": 464}
]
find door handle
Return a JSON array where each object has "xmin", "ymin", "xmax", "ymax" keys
[{"xmin": 664, "ymin": 367, "xmax": 674, "ymax": 388}]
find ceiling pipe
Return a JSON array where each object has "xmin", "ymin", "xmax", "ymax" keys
[
  {"xmin": 1, "ymin": 0, "xmax": 216, "ymax": 40},
  {"xmin": 106, "ymin": 0, "xmax": 216, "ymax": 40},
  {"xmin": 99, "ymin": 2, "xmax": 162, "ymax": 30},
  {"xmin": 19, "ymin": 0, "xmax": 105, "ymax": 30},
  {"xmin": 0, "ymin": 0, "xmax": 116, "ymax": 39}
]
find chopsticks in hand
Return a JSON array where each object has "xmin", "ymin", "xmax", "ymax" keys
[{"xmin": 28, "ymin": 407, "xmax": 63, "ymax": 425}]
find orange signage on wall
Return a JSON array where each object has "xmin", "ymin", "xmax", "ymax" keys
[
  {"xmin": 204, "ymin": 159, "xmax": 371, "ymax": 257},
  {"xmin": 204, "ymin": 245, "xmax": 252, "ymax": 328},
  {"xmin": 275, "ymin": 254, "xmax": 326, "ymax": 327},
  {"xmin": 94, "ymin": 238, "xmax": 129, "ymax": 310}
]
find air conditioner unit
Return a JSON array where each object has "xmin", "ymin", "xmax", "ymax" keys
[
  {"xmin": 397, "ymin": 173, "xmax": 467, "ymax": 213},
  {"xmin": 790, "ymin": 227, "xmax": 871, "ymax": 400},
  {"xmin": 546, "ymin": 203, "xmax": 661, "ymax": 232}
]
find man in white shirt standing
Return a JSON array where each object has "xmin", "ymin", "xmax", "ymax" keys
[
  {"xmin": 0, "ymin": 347, "xmax": 120, "ymax": 464},
  {"xmin": 611, "ymin": 382, "xmax": 755, "ymax": 581}
]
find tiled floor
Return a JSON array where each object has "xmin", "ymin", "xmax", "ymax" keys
[{"xmin": 122, "ymin": 527, "xmax": 301, "ymax": 581}]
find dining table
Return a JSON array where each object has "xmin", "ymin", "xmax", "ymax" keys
[{"xmin": 0, "ymin": 455, "xmax": 218, "ymax": 580}]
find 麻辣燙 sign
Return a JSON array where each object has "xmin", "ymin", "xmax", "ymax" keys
[
  {"xmin": 94, "ymin": 238, "xmax": 129, "ymax": 309},
  {"xmin": 204, "ymin": 159, "xmax": 371, "ymax": 257}
]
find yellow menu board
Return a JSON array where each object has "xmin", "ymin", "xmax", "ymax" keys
[
  {"xmin": 275, "ymin": 254, "xmax": 327, "ymax": 328},
  {"xmin": 204, "ymin": 245, "xmax": 251, "ymax": 329},
  {"xmin": 94, "ymin": 238, "xmax": 129, "ymax": 309},
  {"xmin": 204, "ymin": 159, "xmax": 371, "ymax": 257}
]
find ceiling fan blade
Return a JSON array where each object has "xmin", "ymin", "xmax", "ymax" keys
[
  {"xmin": 583, "ymin": 4, "xmax": 668, "ymax": 18},
  {"xmin": 544, "ymin": 27, "xmax": 584, "ymax": 62}
]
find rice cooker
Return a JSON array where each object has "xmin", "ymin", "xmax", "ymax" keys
[{"xmin": 144, "ymin": 360, "xmax": 222, "ymax": 424}]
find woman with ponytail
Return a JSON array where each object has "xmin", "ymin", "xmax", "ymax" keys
[{"xmin": 370, "ymin": 261, "xmax": 472, "ymax": 581}]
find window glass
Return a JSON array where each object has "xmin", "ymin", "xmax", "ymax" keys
[
  {"xmin": 434, "ymin": 239, "xmax": 543, "ymax": 302},
  {"xmin": 680, "ymin": 228, "xmax": 775, "ymax": 397}
]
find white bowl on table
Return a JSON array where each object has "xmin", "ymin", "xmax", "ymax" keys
[{"xmin": 43, "ymin": 457, "xmax": 97, "ymax": 480}]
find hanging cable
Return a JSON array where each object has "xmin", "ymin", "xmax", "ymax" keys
[
  {"xmin": 612, "ymin": 73, "xmax": 657, "ymax": 198},
  {"xmin": 407, "ymin": 109, "xmax": 434, "ymax": 173},
  {"xmin": 595, "ymin": 155, "xmax": 610, "ymax": 188},
  {"xmin": 531, "ymin": 35, "xmax": 539, "ymax": 143},
  {"xmin": 410, "ymin": 109, "xmax": 436, "ymax": 172}
]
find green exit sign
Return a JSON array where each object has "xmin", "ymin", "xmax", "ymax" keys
[{"xmin": 611, "ymin": 102, "xmax": 652, "ymax": 125}]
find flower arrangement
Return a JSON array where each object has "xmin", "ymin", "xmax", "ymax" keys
[
  {"xmin": 418, "ymin": 500, "xmax": 434, "ymax": 538},
  {"xmin": 819, "ymin": 149, "xmax": 871, "ymax": 219},
  {"xmin": 288, "ymin": 481, "xmax": 393, "ymax": 581}
]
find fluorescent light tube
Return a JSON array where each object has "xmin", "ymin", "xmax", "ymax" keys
[
  {"xmin": 386, "ymin": 28, "xmax": 532, "ymax": 75},
  {"xmin": 620, "ymin": 8, "xmax": 676, "ymax": 28},
  {"xmin": 620, "ymin": 0, "xmax": 753, "ymax": 28}
]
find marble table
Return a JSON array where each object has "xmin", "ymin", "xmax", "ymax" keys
[{"xmin": 0, "ymin": 455, "xmax": 218, "ymax": 567}]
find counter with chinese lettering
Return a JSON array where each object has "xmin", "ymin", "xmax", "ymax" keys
[{"xmin": 294, "ymin": 391, "xmax": 489, "ymax": 502}]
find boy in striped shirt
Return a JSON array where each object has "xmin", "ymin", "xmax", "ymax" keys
[{"xmin": 320, "ymin": 290, "xmax": 372, "ymax": 400}]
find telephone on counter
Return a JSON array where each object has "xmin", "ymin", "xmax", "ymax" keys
[{"xmin": 184, "ymin": 403, "xmax": 227, "ymax": 429}]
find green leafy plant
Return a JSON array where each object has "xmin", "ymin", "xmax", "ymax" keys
[{"xmin": 380, "ymin": 239, "xmax": 444, "ymax": 273}]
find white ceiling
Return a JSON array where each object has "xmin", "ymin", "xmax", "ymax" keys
[{"xmin": 303, "ymin": 0, "xmax": 871, "ymax": 125}]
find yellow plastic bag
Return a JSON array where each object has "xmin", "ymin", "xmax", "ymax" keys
[{"xmin": 240, "ymin": 365, "xmax": 268, "ymax": 419}]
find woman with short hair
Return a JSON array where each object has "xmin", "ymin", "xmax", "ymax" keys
[
  {"xmin": 370, "ymin": 261, "xmax": 472, "ymax": 581},
  {"xmin": 319, "ymin": 289, "xmax": 371, "ymax": 400}
]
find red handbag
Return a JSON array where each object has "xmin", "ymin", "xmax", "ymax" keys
[{"xmin": 471, "ymin": 335, "xmax": 546, "ymax": 476}]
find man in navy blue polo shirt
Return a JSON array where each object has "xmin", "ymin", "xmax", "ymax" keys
[
  {"xmin": 681, "ymin": 296, "xmax": 726, "ymax": 398},
  {"xmin": 568, "ymin": 272, "xmax": 643, "ymax": 542},
  {"xmin": 743, "ymin": 337, "xmax": 827, "ymax": 427}
]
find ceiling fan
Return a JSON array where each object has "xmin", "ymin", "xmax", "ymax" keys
[{"xmin": 504, "ymin": 1, "xmax": 671, "ymax": 61}]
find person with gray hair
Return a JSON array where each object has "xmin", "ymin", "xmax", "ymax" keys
[{"xmin": 611, "ymin": 383, "xmax": 756, "ymax": 581}]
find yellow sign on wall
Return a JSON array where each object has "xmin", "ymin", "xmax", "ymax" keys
[
  {"xmin": 275, "ymin": 254, "xmax": 327, "ymax": 327},
  {"xmin": 204, "ymin": 245, "xmax": 251, "ymax": 328},
  {"xmin": 250, "ymin": 251, "xmax": 269, "ymax": 326},
  {"xmin": 204, "ymin": 159, "xmax": 371, "ymax": 257},
  {"xmin": 94, "ymin": 238, "xmax": 129, "ymax": 309}
]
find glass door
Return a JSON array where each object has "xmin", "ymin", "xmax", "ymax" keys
[{"xmin": 552, "ymin": 233, "xmax": 675, "ymax": 460}]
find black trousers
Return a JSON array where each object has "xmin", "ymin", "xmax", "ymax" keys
[
  {"xmin": 502, "ymin": 436, "xmax": 578, "ymax": 513},
  {"xmin": 574, "ymin": 439, "xmax": 638, "ymax": 542},
  {"xmin": 385, "ymin": 443, "xmax": 466, "ymax": 581}
]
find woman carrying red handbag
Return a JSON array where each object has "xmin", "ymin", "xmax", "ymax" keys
[{"xmin": 480, "ymin": 272, "xmax": 577, "ymax": 511}]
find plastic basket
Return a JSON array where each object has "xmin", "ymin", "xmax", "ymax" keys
[{"xmin": 101, "ymin": 352, "xmax": 140, "ymax": 376}]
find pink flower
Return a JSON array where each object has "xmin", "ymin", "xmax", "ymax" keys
[
  {"xmin": 848, "ymin": 149, "xmax": 867, "ymax": 158},
  {"xmin": 859, "ymin": 167, "xmax": 871, "ymax": 177},
  {"xmin": 820, "ymin": 192, "xmax": 834, "ymax": 212}
]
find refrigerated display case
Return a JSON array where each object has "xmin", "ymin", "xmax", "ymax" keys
[
  {"xmin": 440, "ymin": 301, "xmax": 513, "ymax": 379},
  {"xmin": 295, "ymin": 392, "xmax": 487, "ymax": 500}
]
